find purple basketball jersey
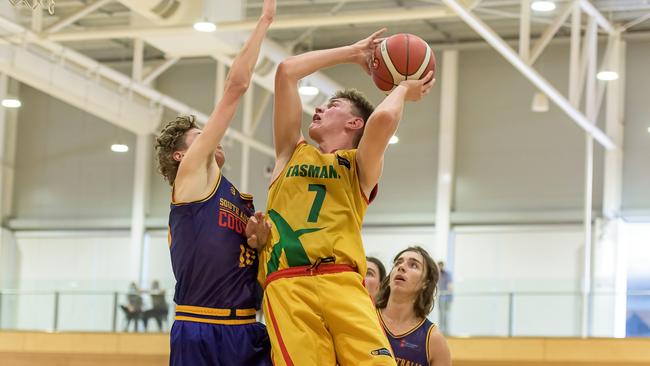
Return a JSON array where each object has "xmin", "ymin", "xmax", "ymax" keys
[
  {"xmin": 381, "ymin": 313, "xmax": 434, "ymax": 366},
  {"xmin": 168, "ymin": 174, "xmax": 260, "ymax": 309}
]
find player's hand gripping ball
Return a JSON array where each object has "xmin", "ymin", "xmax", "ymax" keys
[{"xmin": 371, "ymin": 33, "xmax": 436, "ymax": 94}]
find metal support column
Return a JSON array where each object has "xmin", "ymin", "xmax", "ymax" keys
[
  {"xmin": 435, "ymin": 50, "xmax": 459, "ymax": 261},
  {"xmin": 130, "ymin": 134, "xmax": 152, "ymax": 284}
]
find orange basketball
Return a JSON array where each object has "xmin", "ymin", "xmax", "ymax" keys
[{"xmin": 371, "ymin": 33, "xmax": 436, "ymax": 94}]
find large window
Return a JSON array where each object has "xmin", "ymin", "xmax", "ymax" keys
[{"xmin": 623, "ymin": 222, "xmax": 650, "ymax": 337}]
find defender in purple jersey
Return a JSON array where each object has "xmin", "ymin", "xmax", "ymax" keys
[
  {"xmin": 154, "ymin": 1, "xmax": 275, "ymax": 365},
  {"xmin": 376, "ymin": 247, "xmax": 451, "ymax": 366},
  {"xmin": 167, "ymin": 174, "xmax": 270, "ymax": 366}
]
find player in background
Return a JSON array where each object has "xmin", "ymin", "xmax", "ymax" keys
[{"xmin": 376, "ymin": 246, "xmax": 451, "ymax": 366}]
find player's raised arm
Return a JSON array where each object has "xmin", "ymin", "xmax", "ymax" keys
[
  {"xmin": 356, "ymin": 72, "xmax": 434, "ymax": 197},
  {"xmin": 178, "ymin": 0, "xmax": 275, "ymax": 177},
  {"xmin": 271, "ymin": 29, "xmax": 386, "ymax": 175}
]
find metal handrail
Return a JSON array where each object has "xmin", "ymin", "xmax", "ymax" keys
[
  {"xmin": 436, "ymin": 290, "xmax": 650, "ymax": 296},
  {"xmin": 1, "ymin": 289, "xmax": 646, "ymax": 336},
  {"xmin": 2, "ymin": 289, "xmax": 648, "ymax": 296}
]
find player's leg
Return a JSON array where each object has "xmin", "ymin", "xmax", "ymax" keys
[
  {"xmin": 320, "ymin": 271, "xmax": 396, "ymax": 366},
  {"xmin": 169, "ymin": 321, "xmax": 220, "ymax": 366},
  {"xmin": 263, "ymin": 276, "xmax": 337, "ymax": 366},
  {"xmin": 217, "ymin": 322, "xmax": 272, "ymax": 366}
]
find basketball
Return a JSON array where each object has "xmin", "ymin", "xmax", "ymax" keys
[{"xmin": 371, "ymin": 33, "xmax": 436, "ymax": 94}]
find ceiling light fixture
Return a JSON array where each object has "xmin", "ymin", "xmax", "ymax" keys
[
  {"xmin": 193, "ymin": 21, "xmax": 216, "ymax": 33},
  {"xmin": 597, "ymin": 71, "xmax": 619, "ymax": 81},
  {"xmin": 1, "ymin": 98, "xmax": 21, "ymax": 108},
  {"xmin": 298, "ymin": 86, "xmax": 319, "ymax": 96},
  {"xmin": 111, "ymin": 144, "xmax": 129, "ymax": 153},
  {"xmin": 531, "ymin": 1, "xmax": 556, "ymax": 12}
]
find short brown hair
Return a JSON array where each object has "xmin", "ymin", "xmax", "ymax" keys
[
  {"xmin": 155, "ymin": 115, "xmax": 199, "ymax": 185},
  {"xmin": 332, "ymin": 89, "xmax": 374, "ymax": 147},
  {"xmin": 376, "ymin": 246, "xmax": 440, "ymax": 319}
]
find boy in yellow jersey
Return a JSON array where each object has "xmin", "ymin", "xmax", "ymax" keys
[{"xmin": 257, "ymin": 28, "xmax": 435, "ymax": 366}]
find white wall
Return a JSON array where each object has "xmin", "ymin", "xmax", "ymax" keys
[
  {"xmin": 15, "ymin": 232, "xmax": 133, "ymax": 290},
  {"xmin": 452, "ymin": 225, "xmax": 585, "ymax": 336},
  {"xmin": 143, "ymin": 231, "xmax": 175, "ymax": 294},
  {"xmin": 0, "ymin": 228, "xmax": 18, "ymax": 289},
  {"xmin": 363, "ymin": 226, "xmax": 437, "ymax": 269},
  {"xmin": 622, "ymin": 40, "xmax": 650, "ymax": 213},
  {"xmin": 0, "ymin": 228, "xmax": 19, "ymax": 328},
  {"xmin": 5, "ymin": 230, "xmax": 183, "ymax": 332},
  {"xmin": 12, "ymin": 232, "xmax": 132, "ymax": 331}
]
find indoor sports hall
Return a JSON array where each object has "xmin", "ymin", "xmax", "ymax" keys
[{"xmin": 0, "ymin": 1, "xmax": 649, "ymax": 365}]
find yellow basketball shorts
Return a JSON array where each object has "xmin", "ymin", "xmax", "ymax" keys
[{"xmin": 263, "ymin": 264, "xmax": 396, "ymax": 366}]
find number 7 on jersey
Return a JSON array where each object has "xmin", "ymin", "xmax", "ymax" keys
[{"xmin": 307, "ymin": 184, "xmax": 326, "ymax": 222}]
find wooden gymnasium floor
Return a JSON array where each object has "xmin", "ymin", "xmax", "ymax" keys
[{"xmin": 2, "ymin": 331, "xmax": 650, "ymax": 365}]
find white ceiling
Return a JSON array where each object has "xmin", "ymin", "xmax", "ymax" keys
[{"xmin": 8, "ymin": 0, "xmax": 650, "ymax": 63}]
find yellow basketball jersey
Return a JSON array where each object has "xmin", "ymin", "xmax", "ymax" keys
[{"xmin": 259, "ymin": 142, "xmax": 372, "ymax": 281}]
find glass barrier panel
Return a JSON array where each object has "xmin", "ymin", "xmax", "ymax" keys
[
  {"xmin": 57, "ymin": 292, "xmax": 115, "ymax": 332},
  {"xmin": 512, "ymin": 293, "xmax": 581, "ymax": 337},
  {"xmin": 1, "ymin": 292, "xmax": 56, "ymax": 331},
  {"xmin": 447, "ymin": 293, "xmax": 510, "ymax": 337}
]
